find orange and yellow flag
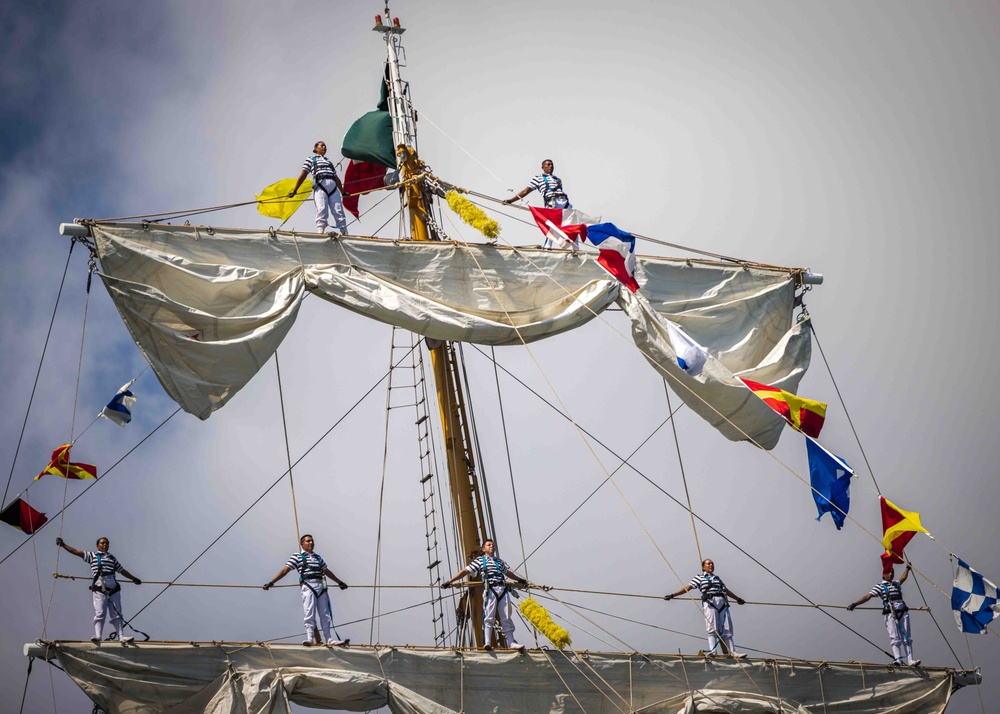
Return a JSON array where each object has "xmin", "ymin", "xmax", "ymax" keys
[
  {"xmin": 740, "ymin": 379, "xmax": 827, "ymax": 438},
  {"xmin": 34, "ymin": 444, "xmax": 96, "ymax": 481}
]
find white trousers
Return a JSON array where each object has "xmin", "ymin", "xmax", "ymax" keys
[
  {"xmin": 301, "ymin": 582, "xmax": 334, "ymax": 643},
  {"xmin": 483, "ymin": 586, "xmax": 516, "ymax": 647},
  {"xmin": 884, "ymin": 610, "xmax": 915, "ymax": 663},
  {"xmin": 93, "ymin": 580, "xmax": 124, "ymax": 640},
  {"xmin": 701, "ymin": 597, "xmax": 735, "ymax": 654},
  {"xmin": 314, "ymin": 179, "xmax": 348, "ymax": 233}
]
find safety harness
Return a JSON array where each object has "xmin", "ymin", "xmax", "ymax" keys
[
  {"xmin": 89, "ymin": 553, "xmax": 150, "ymax": 641},
  {"xmin": 296, "ymin": 551, "xmax": 347, "ymax": 643},
  {"xmin": 312, "ymin": 156, "xmax": 339, "ymax": 196},
  {"xmin": 700, "ymin": 573, "xmax": 729, "ymax": 612},
  {"xmin": 540, "ymin": 174, "xmax": 569, "ymax": 209},
  {"xmin": 880, "ymin": 581, "xmax": 909, "ymax": 619},
  {"xmin": 478, "ymin": 555, "xmax": 519, "ymax": 602},
  {"xmin": 90, "ymin": 553, "xmax": 121, "ymax": 596},
  {"xmin": 297, "ymin": 551, "xmax": 328, "ymax": 598}
]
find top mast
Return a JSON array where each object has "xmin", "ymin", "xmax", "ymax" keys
[{"xmin": 375, "ymin": 8, "xmax": 490, "ymax": 647}]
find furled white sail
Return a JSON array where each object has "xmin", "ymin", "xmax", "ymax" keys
[
  {"xmin": 28, "ymin": 641, "xmax": 960, "ymax": 714},
  {"xmin": 92, "ymin": 223, "xmax": 807, "ymax": 447}
]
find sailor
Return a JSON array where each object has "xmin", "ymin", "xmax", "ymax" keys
[
  {"xmin": 847, "ymin": 564, "xmax": 920, "ymax": 666},
  {"xmin": 664, "ymin": 558, "xmax": 747, "ymax": 658},
  {"xmin": 264, "ymin": 534, "xmax": 349, "ymax": 646},
  {"xmin": 442, "ymin": 538, "xmax": 528, "ymax": 651},
  {"xmin": 503, "ymin": 159, "xmax": 572, "ymax": 209},
  {"xmin": 288, "ymin": 141, "xmax": 350, "ymax": 234},
  {"xmin": 56, "ymin": 536, "xmax": 141, "ymax": 644}
]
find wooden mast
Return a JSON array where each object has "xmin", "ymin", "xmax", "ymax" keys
[{"xmin": 376, "ymin": 11, "xmax": 488, "ymax": 647}]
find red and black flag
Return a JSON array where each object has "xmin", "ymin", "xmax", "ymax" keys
[{"xmin": 0, "ymin": 498, "xmax": 47, "ymax": 534}]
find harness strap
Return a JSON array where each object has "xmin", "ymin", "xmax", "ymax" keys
[
  {"xmin": 880, "ymin": 582, "xmax": 909, "ymax": 618},
  {"xmin": 312, "ymin": 157, "xmax": 338, "ymax": 193}
]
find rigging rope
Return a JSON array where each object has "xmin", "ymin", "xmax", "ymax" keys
[
  {"xmin": 489, "ymin": 345, "xmax": 531, "ymax": 593},
  {"xmin": 274, "ymin": 351, "xmax": 302, "ymax": 545},
  {"xmin": 536, "ymin": 589, "xmax": 747, "ymax": 714},
  {"xmin": 439, "ymin": 218, "xmax": 770, "ymax": 699},
  {"xmin": 125, "ymin": 346, "xmax": 416, "ymax": 624},
  {"xmin": 466, "ymin": 344, "xmax": 895, "ymax": 657},
  {"xmin": 370, "ymin": 340, "xmax": 397, "ymax": 645},
  {"xmin": 3, "ymin": 240, "xmax": 75, "ymax": 508},
  {"xmin": 0, "ymin": 408, "xmax": 182, "ymax": 569},
  {"xmin": 809, "ymin": 321, "xmax": 880, "ymax": 494},
  {"xmin": 45, "ymin": 255, "xmax": 95, "ymax": 640},
  {"xmin": 663, "ymin": 383, "xmax": 701, "ymax": 562}
]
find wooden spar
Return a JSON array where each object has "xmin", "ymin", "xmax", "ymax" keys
[{"xmin": 383, "ymin": 15, "xmax": 489, "ymax": 647}]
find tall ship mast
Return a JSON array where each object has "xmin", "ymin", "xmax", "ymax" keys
[{"xmin": 10, "ymin": 6, "xmax": 990, "ymax": 713}]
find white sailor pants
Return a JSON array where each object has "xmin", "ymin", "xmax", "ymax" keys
[
  {"xmin": 701, "ymin": 597, "xmax": 734, "ymax": 653},
  {"xmin": 92, "ymin": 578, "xmax": 124, "ymax": 639},
  {"xmin": 884, "ymin": 609, "xmax": 914, "ymax": 662},
  {"xmin": 301, "ymin": 581, "xmax": 333, "ymax": 643},
  {"xmin": 483, "ymin": 585, "xmax": 516, "ymax": 646},
  {"xmin": 314, "ymin": 179, "xmax": 348, "ymax": 233}
]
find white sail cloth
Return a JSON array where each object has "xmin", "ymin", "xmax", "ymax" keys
[
  {"xmin": 36, "ymin": 642, "xmax": 956, "ymax": 714},
  {"xmin": 93, "ymin": 223, "xmax": 808, "ymax": 447}
]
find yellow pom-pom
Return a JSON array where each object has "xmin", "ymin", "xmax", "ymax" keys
[
  {"xmin": 445, "ymin": 191, "xmax": 501, "ymax": 240},
  {"xmin": 519, "ymin": 597, "xmax": 572, "ymax": 649}
]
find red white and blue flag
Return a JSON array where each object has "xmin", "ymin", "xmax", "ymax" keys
[
  {"xmin": 530, "ymin": 207, "xmax": 600, "ymax": 249},
  {"xmin": 529, "ymin": 207, "xmax": 640, "ymax": 292}
]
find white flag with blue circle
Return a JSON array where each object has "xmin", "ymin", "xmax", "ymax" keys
[{"xmin": 952, "ymin": 556, "xmax": 1000, "ymax": 634}]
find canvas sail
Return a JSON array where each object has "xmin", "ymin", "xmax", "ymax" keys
[
  {"xmin": 26, "ymin": 642, "xmax": 961, "ymax": 714},
  {"xmin": 91, "ymin": 222, "xmax": 807, "ymax": 447}
]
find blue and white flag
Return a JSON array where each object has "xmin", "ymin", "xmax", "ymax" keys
[
  {"xmin": 805, "ymin": 436, "xmax": 853, "ymax": 530},
  {"xmin": 664, "ymin": 320, "xmax": 709, "ymax": 377},
  {"xmin": 99, "ymin": 379, "xmax": 137, "ymax": 427},
  {"xmin": 952, "ymin": 556, "xmax": 1000, "ymax": 634}
]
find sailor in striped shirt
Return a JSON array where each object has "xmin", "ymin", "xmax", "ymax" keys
[
  {"xmin": 57, "ymin": 536, "xmax": 141, "ymax": 644},
  {"xmin": 264, "ymin": 534, "xmax": 349, "ymax": 646},
  {"xmin": 664, "ymin": 558, "xmax": 747, "ymax": 657},
  {"xmin": 503, "ymin": 159, "xmax": 572, "ymax": 210},
  {"xmin": 288, "ymin": 141, "xmax": 349, "ymax": 234},
  {"xmin": 847, "ymin": 564, "xmax": 919, "ymax": 666},
  {"xmin": 442, "ymin": 538, "xmax": 528, "ymax": 651}
]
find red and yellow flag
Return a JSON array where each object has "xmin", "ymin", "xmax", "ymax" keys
[
  {"xmin": 879, "ymin": 495, "xmax": 928, "ymax": 569},
  {"xmin": 34, "ymin": 444, "xmax": 96, "ymax": 481},
  {"xmin": 740, "ymin": 379, "xmax": 827, "ymax": 438}
]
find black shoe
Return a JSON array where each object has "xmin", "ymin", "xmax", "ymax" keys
[{"xmin": 483, "ymin": 644, "xmax": 493, "ymax": 651}]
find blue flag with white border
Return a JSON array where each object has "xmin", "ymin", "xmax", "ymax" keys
[
  {"xmin": 805, "ymin": 436, "xmax": 852, "ymax": 529},
  {"xmin": 952, "ymin": 556, "xmax": 1000, "ymax": 634}
]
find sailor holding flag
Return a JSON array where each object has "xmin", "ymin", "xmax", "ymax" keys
[
  {"xmin": 288, "ymin": 141, "xmax": 349, "ymax": 234},
  {"xmin": 848, "ymin": 564, "xmax": 920, "ymax": 666}
]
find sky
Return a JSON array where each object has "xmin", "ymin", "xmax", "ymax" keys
[{"xmin": 2, "ymin": 1, "xmax": 999, "ymax": 712}]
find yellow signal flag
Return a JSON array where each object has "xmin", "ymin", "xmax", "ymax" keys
[{"xmin": 256, "ymin": 178, "xmax": 313, "ymax": 222}]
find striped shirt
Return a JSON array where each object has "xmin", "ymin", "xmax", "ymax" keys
[
  {"xmin": 466, "ymin": 555, "xmax": 509, "ymax": 587},
  {"xmin": 83, "ymin": 551, "xmax": 123, "ymax": 579},
  {"xmin": 286, "ymin": 551, "xmax": 328, "ymax": 581},
  {"xmin": 688, "ymin": 573, "xmax": 727, "ymax": 599},
  {"xmin": 527, "ymin": 173, "xmax": 569, "ymax": 208},
  {"xmin": 302, "ymin": 154, "xmax": 338, "ymax": 181},
  {"xmin": 869, "ymin": 580, "xmax": 905, "ymax": 602}
]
